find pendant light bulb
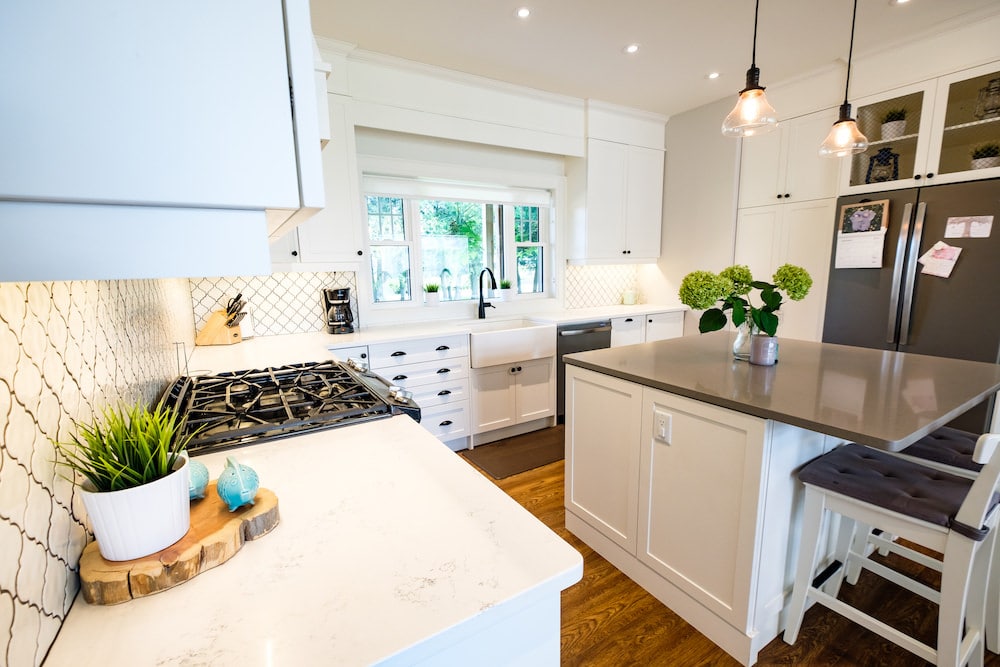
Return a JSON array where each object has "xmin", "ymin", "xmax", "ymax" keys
[
  {"xmin": 721, "ymin": 0, "xmax": 778, "ymax": 138},
  {"xmin": 820, "ymin": 0, "xmax": 868, "ymax": 158}
]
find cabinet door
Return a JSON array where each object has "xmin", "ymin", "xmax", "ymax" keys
[
  {"xmin": 2, "ymin": 2, "xmax": 298, "ymax": 209},
  {"xmin": 925, "ymin": 63, "xmax": 1000, "ymax": 185},
  {"xmin": 565, "ymin": 366, "xmax": 642, "ymax": 554},
  {"xmin": 584, "ymin": 139, "xmax": 629, "ymax": 259},
  {"xmin": 611, "ymin": 317, "xmax": 645, "ymax": 347},
  {"xmin": 295, "ymin": 98, "xmax": 365, "ymax": 265},
  {"xmin": 734, "ymin": 206, "xmax": 781, "ymax": 280},
  {"xmin": 269, "ymin": 230, "xmax": 301, "ymax": 264},
  {"xmin": 644, "ymin": 311, "xmax": 684, "ymax": 342},
  {"xmin": 637, "ymin": 390, "xmax": 767, "ymax": 628},
  {"xmin": 514, "ymin": 358, "xmax": 555, "ymax": 423},
  {"xmin": 782, "ymin": 109, "xmax": 841, "ymax": 203},
  {"xmin": 471, "ymin": 366, "xmax": 518, "ymax": 434},
  {"xmin": 775, "ymin": 199, "xmax": 835, "ymax": 342},
  {"xmin": 624, "ymin": 145, "xmax": 665, "ymax": 261},
  {"xmin": 738, "ymin": 129, "xmax": 785, "ymax": 208}
]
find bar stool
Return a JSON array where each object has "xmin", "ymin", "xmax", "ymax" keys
[
  {"xmin": 851, "ymin": 427, "xmax": 1000, "ymax": 653},
  {"xmin": 783, "ymin": 435, "xmax": 1000, "ymax": 666}
]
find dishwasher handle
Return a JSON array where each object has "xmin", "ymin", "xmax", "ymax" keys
[{"xmin": 559, "ymin": 324, "xmax": 612, "ymax": 336}]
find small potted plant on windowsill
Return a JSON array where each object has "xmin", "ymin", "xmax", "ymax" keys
[
  {"xmin": 880, "ymin": 108, "xmax": 907, "ymax": 140},
  {"xmin": 499, "ymin": 279, "xmax": 513, "ymax": 300},
  {"xmin": 53, "ymin": 401, "xmax": 194, "ymax": 561},
  {"xmin": 424, "ymin": 283, "xmax": 441, "ymax": 306},
  {"xmin": 971, "ymin": 143, "xmax": 1000, "ymax": 170}
]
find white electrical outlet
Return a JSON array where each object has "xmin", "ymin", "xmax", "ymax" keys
[{"xmin": 653, "ymin": 409, "xmax": 671, "ymax": 444}]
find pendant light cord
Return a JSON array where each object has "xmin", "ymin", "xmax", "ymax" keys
[
  {"xmin": 751, "ymin": 0, "xmax": 760, "ymax": 67},
  {"xmin": 843, "ymin": 0, "xmax": 858, "ymax": 105}
]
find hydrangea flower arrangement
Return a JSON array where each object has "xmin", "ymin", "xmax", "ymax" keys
[{"xmin": 678, "ymin": 264, "xmax": 812, "ymax": 337}]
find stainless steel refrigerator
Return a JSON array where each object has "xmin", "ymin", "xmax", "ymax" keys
[{"xmin": 822, "ymin": 178, "xmax": 1000, "ymax": 433}]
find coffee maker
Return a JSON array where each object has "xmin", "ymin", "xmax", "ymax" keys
[{"xmin": 322, "ymin": 287, "xmax": 355, "ymax": 334}]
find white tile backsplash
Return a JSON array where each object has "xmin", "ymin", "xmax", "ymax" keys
[
  {"xmin": 564, "ymin": 264, "xmax": 639, "ymax": 308},
  {"xmin": 0, "ymin": 279, "xmax": 193, "ymax": 666}
]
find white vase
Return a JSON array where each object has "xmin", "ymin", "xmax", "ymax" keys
[
  {"xmin": 732, "ymin": 321, "xmax": 753, "ymax": 361},
  {"xmin": 880, "ymin": 120, "xmax": 906, "ymax": 140},
  {"xmin": 80, "ymin": 455, "xmax": 191, "ymax": 561},
  {"xmin": 499, "ymin": 288, "xmax": 514, "ymax": 301},
  {"xmin": 971, "ymin": 156, "xmax": 1000, "ymax": 170},
  {"xmin": 424, "ymin": 291, "xmax": 440, "ymax": 306}
]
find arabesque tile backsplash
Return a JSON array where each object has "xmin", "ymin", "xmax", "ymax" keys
[
  {"xmin": 0, "ymin": 280, "xmax": 193, "ymax": 666},
  {"xmin": 564, "ymin": 265, "xmax": 639, "ymax": 308}
]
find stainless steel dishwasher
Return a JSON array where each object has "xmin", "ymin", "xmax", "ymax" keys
[{"xmin": 556, "ymin": 320, "xmax": 612, "ymax": 422}]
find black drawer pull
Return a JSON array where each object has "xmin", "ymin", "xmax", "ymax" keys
[
  {"xmin": 436, "ymin": 345, "xmax": 450, "ymax": 351},
  {"xmin": 392, "ymin": 374, "xmax": 407, "ymax": 381},
  {"xmin": 439, "ymin": 420, "xmax": 453, "ymax": 426},
  {"xmin": 436, "ymin": 368, "xmax": 450, "ymax": 374},
  {"xmin": 438, "ymin": 390, "xmax": 451, "ymax": 396},
  {"xmin": 625, "ymin": 317, "xmax": 633, "ymax": 322},
  {"xmin": 391, "ymin": 351, "xmax": 407, "ymax": 357}
]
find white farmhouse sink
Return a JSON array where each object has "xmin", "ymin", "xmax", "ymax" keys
[{"xmin": 467, "ymin": 319, "xmax": 556, "ymax": 368}]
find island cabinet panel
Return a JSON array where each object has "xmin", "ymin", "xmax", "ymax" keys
[
  {"xmin": 637, "ymin": 390, "xmax": 767, "ymax": 629},
  {"xmin": 565, "ymin": 366, "xmax": 642, "ymax": 554}
]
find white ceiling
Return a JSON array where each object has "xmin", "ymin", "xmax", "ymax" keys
[{"xmin": 309, "ymin": 0, "xmax": 1000, "ymax": 118}]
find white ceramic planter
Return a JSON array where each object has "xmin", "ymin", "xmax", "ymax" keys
[
  {"xmin": 425, "ymin": 291, "xmax": 440, "ymax": 306},
  {"xmin": 971, "ymin": 156, "xmax": 1000, "ymax": 170},
  {"xmin": 80, "ymin": 455, "xmax": 191, "ymax": 561},
  {"xmin": 880, "ymin": 120, "xmax": 906, "ymax": 140}
]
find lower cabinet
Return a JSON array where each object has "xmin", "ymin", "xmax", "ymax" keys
[
  {"xmin": 644, "ymin": 311, "xmax": 684, "ymax": 342},
  {"xmin": 610, "ymin": 316, "xmax": 644, "ymax": 347},
  {"xmin": 471, "ymin": 357, "xmax": 555, "ymax": 434},
  {"xmin": 564, "ymin": 365, "xmax": 836, "ymax": 666}
]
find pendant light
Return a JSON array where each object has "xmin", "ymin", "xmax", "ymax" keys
[
  {"xmin": 819, "ymin": 0, "xmax": 869, "ymax": 157},
  {"xmin": 721, "ymin": 0, "xmax": 778, "ymax": 138}
]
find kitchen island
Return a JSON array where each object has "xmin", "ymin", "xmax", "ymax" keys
[
  {"xmin": 45, "ymin": 416, "xmax": 582, "ymax": 665},
  {"xmin": 563, "ymin": 332, "xmax": 1000, "ymax": 666}
]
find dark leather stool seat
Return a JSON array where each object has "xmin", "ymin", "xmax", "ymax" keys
[{"xmin": 901, "ymin": 427, "xmax": 982, "ymax": 473}]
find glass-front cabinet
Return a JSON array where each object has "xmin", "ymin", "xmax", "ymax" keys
[{"xmin": 842, "ymin": 62, "xmax": 1000, "ymax": 193}]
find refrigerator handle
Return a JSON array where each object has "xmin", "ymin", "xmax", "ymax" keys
[
  {"xmin": 899, "ymin": 202, "xmax": 927, "ymax": 346},
  {"xmin": 886, "ymin": 202, "xmax": 913, "ymax": 345}
]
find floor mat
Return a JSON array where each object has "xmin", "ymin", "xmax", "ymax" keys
[{"xmin": 460, "ymin": 425, "xmax": 564, "ymax": 479}]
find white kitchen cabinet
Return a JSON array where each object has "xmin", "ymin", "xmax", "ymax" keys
[
  {"xmin": 0, "ymin": 1, "xmax": 325, "ymax": 282},
  {"xmin": 368, "ymin": 334, "xmax": 471, "ymax": 450},
  {"xmin": 329, "ymin": 345, "xmax": 369, "ymax": 364},
  {"xmin": 738, "ymin": 108, "xmax": 841, "ymax": 208},
  {"xmin": 471, "ymin": 357, "xmax": 555, "ymax": 435},
  {"xmin": 841, "ymin": 61, "xmax": 1000, "ymax": 194},
  {"xmin": 611, "ymin": 316, "xmax": 645, "ymax": 347},
  {"xmin": 567, "ymin": 138, "xmax": 665, "ymax": 263},
  {"xmin": 644, "ymin": 311, "xmax": 684, "ymax": 343},
  {"xmin": 734, "ymin": 199, "xmax": 835, "ymax": 342},
  {"xmin": 564, "ymin": 365, "xmax": 642, "ymax": 554}
]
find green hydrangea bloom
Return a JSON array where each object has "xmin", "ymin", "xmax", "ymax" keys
[
  {"xmin": 678, "ymin": 271, "xmax": 728, "ymax": 310},
  {"xmin": 773, "ymin": 264, "xmax": 812, "ymax": 301},
  {"xmin": 719, "ymin": 265, "xmax": 753, "ymax": 296}
]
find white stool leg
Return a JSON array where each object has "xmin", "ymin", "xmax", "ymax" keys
[
  {"xmin": 784, "ymin": 487, "xmax": 826, "ymax": 645},
  {"xmin": 843, "ymin": 520, "xmax": 870, "ymax": 586},
  {"xmin": 989, "ymin": 533, "xmax": 1000, "ymax": 653},
  {"xmin": 938, "ymin": 534, "xmax": 979, "ymax": 667},
  {"xmin": 823, "ymin": 513, "xmax": 858, "ymax": 597}
]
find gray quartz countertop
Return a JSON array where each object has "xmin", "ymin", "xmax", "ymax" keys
[{"xmin": 564, "ymin": 332, "xmax": 1000, "ymax": 451}]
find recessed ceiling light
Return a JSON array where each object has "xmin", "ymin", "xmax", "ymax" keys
[
  {"xmin": 707, "ymin": 72, "xmax": 721, "ymax": 80},
  {"xmin": 515, "ymin": 7, "xmax": 530, "ymax": 18},
  {"xmin": 624, "ymin": 44, "xmax": 640, "ymax": 54}
]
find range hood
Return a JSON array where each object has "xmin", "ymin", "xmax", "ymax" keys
[{"xmin": 0, "ymin": 0, "xmax": 327, "ymax": 282}]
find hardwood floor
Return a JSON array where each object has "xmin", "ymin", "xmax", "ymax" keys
[{"xmin": 460, "ymin": 426, "xmax": 1000, "ymax": 666}]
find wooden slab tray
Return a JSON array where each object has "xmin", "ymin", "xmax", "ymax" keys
[{"xmin": 79, "ymin": 482, "xmax": 279, "ymax": 605}]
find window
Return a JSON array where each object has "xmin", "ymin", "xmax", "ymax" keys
[{"xmin": 366, "ymin": 194, "xmax": 550, "ymax": 304}]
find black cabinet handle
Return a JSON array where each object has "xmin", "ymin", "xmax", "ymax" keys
[
  {"xmin": 392, "ymin": 374, "xmax": 407, "ymax": 381},
  {"xmin": 356, "ymin": 250, "xmax": 363, "ymax": 256},
  {"xmin": 625, "ymin": 317, "xmax": 633, "ymax": 322},
  {"xmin": 438, "ymin": 390, "xmax": 451, "ymax": 396},
  {"xmin": 291, "ymin": 250, "xmax": 298, "ymax": 257},
  {"xmin": 436, "ymin": 368, "xmax": 450, "ymax": 374},
  {"xmin": 360, "ymin": 353, "xmax": 367, "ymax": 359},
  {"xmin": 516, "ymin": 366, "xmax": 522, "ymax": 372},
  {"xmin": 926, "ymin": 172, "xmax": 935, "ymax": 179},
  {"xmin": 776, "ymin": 194, "xmax": 782, "ymax": 199},
  {"xmin": 391, "ymin": 351, "xmax": 406, "ymax": 357},
  {"xmin": 914, "ymin": 174, "xmax": 922, "ymax": 180},
  {"xmin": 439, "ymin": 420, "xmax": 453, "ymax": 426},
  {"xmin": 435, "ymin": 345, "xmax": 450, "ymax": 351}
]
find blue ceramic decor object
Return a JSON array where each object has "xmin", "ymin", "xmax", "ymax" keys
[
  {"xmin": 188, "ymin": 459, "xmax": 210, "ymax": 500},
  {"xmin": 216, "ymin": 456, "xmax": 260, "ymax": 512}
]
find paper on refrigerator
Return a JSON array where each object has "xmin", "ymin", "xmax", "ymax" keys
[
  {"xmin": 917, "ymin": 241, "xmax": 962, "ymax": 278},
  {"xmin": 834, "ymin": 200, "xmax": 889, "ymax": 269}
]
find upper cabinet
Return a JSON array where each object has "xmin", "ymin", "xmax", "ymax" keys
[
  {"xmin": 841, "ymin": 62, "xmax": 1000, "ymax": 194},
  {"xmin": 0, "ymin": 1, "xmax": 325, "ymax": 281},
  {"xmin": 738, "ymin": 108, "xmax": 841, "ymax": 208},
  {"xmin": 567, "ymin": 103, "xmax": 667, "ymax": 264}
]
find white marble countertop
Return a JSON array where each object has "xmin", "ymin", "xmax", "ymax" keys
[
  {"xmin": 45, "ymin": 416, "xmax": 583, "ymax": 666},
  {"xmin": 189, "ymin": 304, "xmax": 686, "ymax": 371}
]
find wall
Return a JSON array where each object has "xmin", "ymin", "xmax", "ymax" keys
[{"xmin": 0, "ymin": 279, "xmax": 193, "ymax": 666}]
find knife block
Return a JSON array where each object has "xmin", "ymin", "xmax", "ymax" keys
[{"xmin": 195, "ymin": 310, "xmax": 242, "ymax": 346}]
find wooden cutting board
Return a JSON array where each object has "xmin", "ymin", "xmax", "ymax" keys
[{"xmin": 78, "ymin": 482, "xmax": 279, "ymax": 605}]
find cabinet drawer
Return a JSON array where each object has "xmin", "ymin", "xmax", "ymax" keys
[
  {"xmin": 411, "ymin": 378, "xmax": 470, "ymax": 408},
  {"xmin": 369, "ymin": 334, "xmax": 469, "ymax": 369},
  {"xmin": 328, "ymin": 345, "xmax": 369, "ymax": 363},
  {"xmin": 645, "ymin": 311, "xmax": 684, "ymax": 342},
  {"xmin": 611, "ymin": 316, "xmax": 645, "ymax": 347},
  {"xmin": 421, "ymin": 401, "xmax": 471, "ymax": 441},
  {"xmin": 380, "ymin": 359, "xmax": 469, "ymax": 389}
]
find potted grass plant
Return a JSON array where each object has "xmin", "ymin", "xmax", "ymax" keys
[
  {"xmin": 54, "ymin": 400, "xmax": 194, "ymax": 561},
  {"xmin": 424, "ymin": 283, "xmax": 441, "ymax": 306},
  {"xmin": 971, "ymin": 143, "xmax": 1000, "ymax": 170}
]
